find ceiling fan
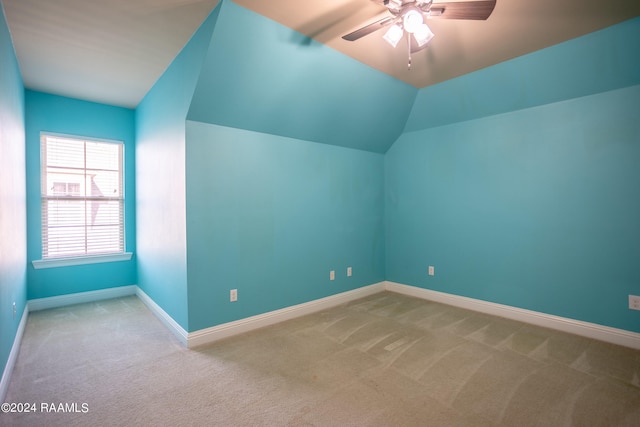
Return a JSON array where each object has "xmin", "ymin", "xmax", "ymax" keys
[{"xmin": 343, "ymin": 0, "xmax": 497, "ymax": 68}]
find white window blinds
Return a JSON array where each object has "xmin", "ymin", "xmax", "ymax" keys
[{"xmin": 41, "ymin": 134, "xmax": 124, "ymax": 258}]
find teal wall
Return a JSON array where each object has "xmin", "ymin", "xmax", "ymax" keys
[
  {"xmin": 24, "ymin": 91, "xmax": 136, "ymax": 299},
  {"xmin": 187, "ymin": 0, "xmax": 416, "ymax": 153},
  {"xmin": 135, "ymin": 5, "xmax": 219, "ymax": 330},
  {"xmin": 185, "ymin": 122, "xmax": 385, "ymax": 330},
  {"xmin": 386, "ymin": 86, "xmax": 640, "ymax": 332},
  {"xmin": 386, "ymin": 18, "xmax": 640, "ymax": 333},
  {"xmin": 182, "ymin": 0, "xmax": 396, "ymax": 331},
  {"xmin": 0, "ymin": 2, "xmax": 26, "ymax": 387}
]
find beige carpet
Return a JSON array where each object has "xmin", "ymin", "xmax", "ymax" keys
[{"xmin": 3, "ymin": 291, "xmax": 640, "ymax": 426}]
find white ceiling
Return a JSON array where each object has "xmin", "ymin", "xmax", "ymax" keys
[{"xmin": 3, "ymin": 0, "xmax": 639, "ymax": 108}]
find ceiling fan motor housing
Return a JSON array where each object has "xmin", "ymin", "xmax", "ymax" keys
[{"xmin": 385, "ymin": 0, "xmax": 434, "ymax": 16}]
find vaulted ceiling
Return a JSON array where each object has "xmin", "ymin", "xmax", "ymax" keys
[{"xmin": 2, "ymin": 0, "xmax": 639, "ymax": 108}]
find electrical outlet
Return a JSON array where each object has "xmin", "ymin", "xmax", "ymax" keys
[
  {"xmin": 428, "ymin": 266, "xmax": 435, "ymax": 276},
  {"xmin": 230, "ymin": 289, "xmax": 238, "ymax": 302},
  {"xmin": 347, "ymin": 267, "xmax": 352, "ymax": 277},
  {"xmin": 330, "ymin": 270, "xmax": 335, "ymax": 281},
  {"xmin": 629, "ymin": 295, "xmax": 640, "ymax": 311}
]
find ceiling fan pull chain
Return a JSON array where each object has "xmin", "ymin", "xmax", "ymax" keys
[{"xmin": 407, "ymin": 33, "xmax": 412, "ymax": 70}]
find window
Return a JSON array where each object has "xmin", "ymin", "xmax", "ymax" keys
[{"xmin": 40, "ymin": 134, "xmax": 125, "ymax": 260}]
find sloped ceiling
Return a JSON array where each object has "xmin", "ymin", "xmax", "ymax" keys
[
  {"xmin": 405, "ymin": 17, "xmax": 640, "ymax": 132},
  {"xmin": 3, "ymin": 0, "xmax": 639, "ymax": 109},
  {"xmin": 186, "ymin": 1, "xmax": 416, "ymax": 153}
]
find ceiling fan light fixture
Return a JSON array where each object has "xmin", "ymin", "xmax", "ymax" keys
[
  {"xmin": 403, "ymin": 9, "xmax": 424, "ymax": 34},
  {"xmin": 413, "ymin": 23, "xmax": 434, "ymax": 47},
  {"xmin": 383, "ymin": 24, "xmax": 404, "ymax": 48}
]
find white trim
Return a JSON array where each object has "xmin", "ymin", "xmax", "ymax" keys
[
  {"xmin": 135, "ymin": 287, "xmax": 189, "ymax": 346},
  {"xmin": 32, "ymin": 252, "xmax": 133, "ymax": 269},
  {"xmin": 1, "ymin": 305, "xmax": 29, "ymax": 402},
  {"xmin": 187, "ymin": 282, "xmax": 386, "ymax": 348},
  {"xmin": 384, "ymin": 281, "xmax": 640, "ymax": 350},
  {"xmin": 13, "ymin": 279, "xmax": 637, "ymax": 370},
  {"xmin": 28, "ymin": 285, "xmax": 137, "ymax": 312}
]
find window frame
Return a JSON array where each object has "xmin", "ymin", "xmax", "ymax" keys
[{"xmin": 33, "ymin": 132, "xmax": 132, "ymax": 269}]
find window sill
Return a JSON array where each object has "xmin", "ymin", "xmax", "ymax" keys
[{"xmin": 32, "ymin": 252, "xmax": 133, "ymax": 269}]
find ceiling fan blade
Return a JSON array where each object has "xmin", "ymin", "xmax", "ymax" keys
[
  {"xmin": 342, "ymin": 16, "xmax": 394, "ymax": 41},
  {"xmin": 428, "ymin": 0, "xmax": 496, "ymax": 20}
]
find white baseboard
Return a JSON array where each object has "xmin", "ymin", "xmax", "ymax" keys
[
  {"xmin": 384, "ymin": 281, "xmax": 640, "ymax": 350},
  {"xmin": 28, "ymin": 285, "xmax": 137, "ymax": 312},
  {"xmin": 187, "ymin": 282, "xmax": 386, "ymax": 348},
  {"xmin": 1, "ymin": 305, "xmax": 29, "ymax": 403},
  {"xmin": 135, "ymin": 287, "xmax": 189, "ymax": 346},
  {"xmin": 14, "ymin": 280, "xmax": 639, "ymax": 364}
]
